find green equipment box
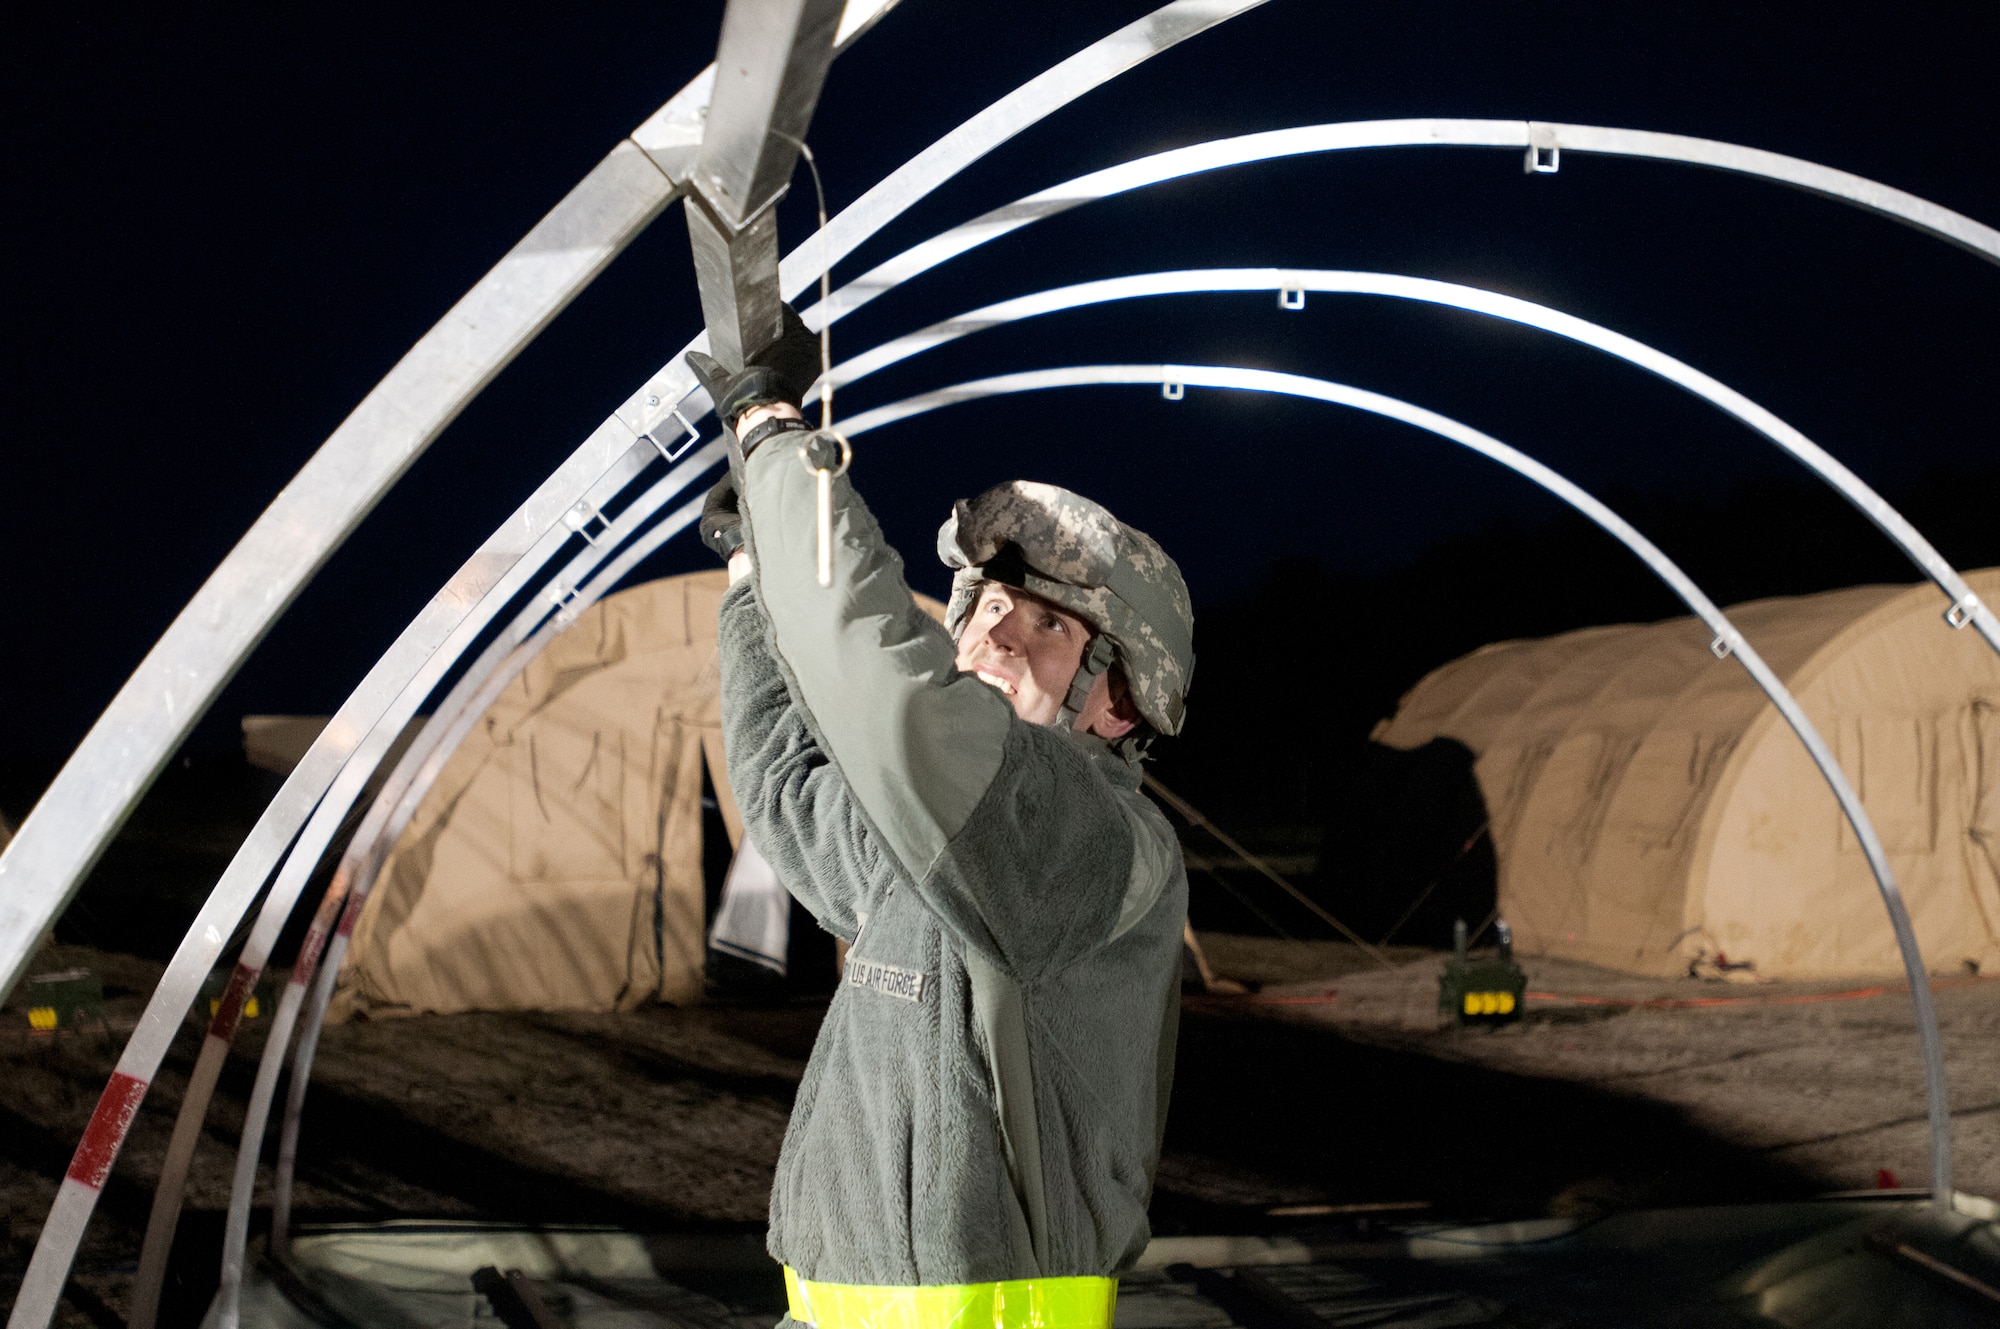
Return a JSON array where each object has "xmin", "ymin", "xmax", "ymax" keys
[
  {"xmin": 1438, "ymin": 919, "xmax": 1526, "ymax": 1027},
  {"xmin": 25, "ymin": 968, "xmax": 104, "ymax": 1032}
]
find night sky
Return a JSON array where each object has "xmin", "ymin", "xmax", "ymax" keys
[{"xmin": 6, "ymin": 0, "xmax": 1999, "ymax": 782}]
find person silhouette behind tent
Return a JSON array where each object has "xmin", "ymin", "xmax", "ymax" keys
[{"xmin": 687, "ymin": 309, "xmax": 1195, "ymax": 1329}]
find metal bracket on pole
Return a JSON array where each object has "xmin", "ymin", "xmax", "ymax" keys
[
  {"xmin": 562, "ymin": 499, "xmax": 611, "ymax": 548},
  {"xmin": 685, "ymin": 0, "xmax": 847, "ymax": 370},
  {"xmin": 1525, "ymin": 121, "xmax": 1561, "ymax": 174},
  {"xmin": 647, "ymin": 406, "xmax": 704, "ymax": 462}
]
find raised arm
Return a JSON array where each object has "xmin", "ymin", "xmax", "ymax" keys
[
  {"xmin": 729, "ymin": 434, "xmax": 1143, "ymax": 978},
  {"xmin": 689, "ymin": 319, "xmax": 1150, "ymax": 976},
  {"xmin": 716, "ymin": 575, "xmax": 900, "ymax": 940},
  {"xmin": 734, "ymin": 420, "xmax": 1016, "ymax": 892}
]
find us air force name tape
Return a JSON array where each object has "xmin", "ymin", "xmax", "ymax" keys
[{"xmin": 845, "ymin": 957, "xmax": 928, "ymax": 1003}]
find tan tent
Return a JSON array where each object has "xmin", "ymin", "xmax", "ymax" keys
[
  {"xmin": 1374, "ymin": 570, "xmax": 2000, "ymax": 980},
  {"xmin": 332, "ymin": 571, "xmax": 945, "ymax": 1019}
]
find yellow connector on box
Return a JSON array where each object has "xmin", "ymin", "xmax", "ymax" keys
[
  {"xmin": 29, "ymin": 1007, "xmax": 58, "ymax": 1030},
  {"xmin": 1461, "ymin": 991, "xmax": 1519, "ymax": 1016}
]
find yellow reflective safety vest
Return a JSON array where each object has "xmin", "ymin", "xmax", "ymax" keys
[{"xmin": 785, "ymin": 1267, "xmax": 1117, "ymax": 1329}]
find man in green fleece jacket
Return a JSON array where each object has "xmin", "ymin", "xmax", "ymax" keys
[{"xmin": 689, "ymin": 317, "xmax": 1193, "ymax": 1329}]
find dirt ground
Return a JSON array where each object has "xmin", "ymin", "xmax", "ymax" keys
[
  {"xmin": 1188, "ymin": 935, "xmax": 2000, "ymax": 1204},
  {"xmin": 3, "ymin": 938, "xmax": 1996, "ymax": 1327}
]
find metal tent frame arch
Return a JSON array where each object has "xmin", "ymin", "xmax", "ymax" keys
[
  {"xmin": 10, "ymin": 1, "xmax": 2000, "ymax": 1321},
  {"xmin": 246, "ymin": 362, "xmax": 1957, "ymax": 1272},
  {"xmin": 178, "ymin": 254, "xmax": 1992, "ymax": 1300},
  {"xmin": 102, "ymin": 151, "xmax": 2000, "ymax": 1329}
]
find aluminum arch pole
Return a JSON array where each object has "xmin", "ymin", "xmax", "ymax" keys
[
  {"xmin": 25, "ymin": 53, "xmax": 728, "ymax": 1329},
  {"xmin": 212, "ymin": 489, "xmax": 716, "ymax": 1329},
  {"xmin": 295, "ymin": 355, "xmax": 1963, "ymax": 1225},
  {"xmin": 295, "ymin": 257, "xmax": 2000, "ymax": 1064},
  {"xmin": 0, "ymin": 0, "xmax": 932, "ymax": 1009},
  {"xmin": 837, "ymin": 362, "xmax": 1955, "ymax": 1208},
  {"xmin": 180, "ymin": 109, "xmax": 2000, "ymax": 1286},
  {"xmin": 126, "ymin": 441, "xmax": 727, "ymax": 1329},
  {"xmin": 272, "ymin": 111, "xmax": 2000, "ymax": 924},
  {"xmin": 133, "ymin": 78, "xmax": 1994, "ymax": 1322},
  {"xmin": 279, "ymin": 259, "xmax": 2000, "ymax": 1179},
  {"xmin": 1531, "ymin": 121, "xmax": 2000, "ymax": 266},
  {"xmin": 819, "ymin": 268, "xmax": 2000, "ymax": 658},
  {"xmin": 0, "ymin": 68, "xmax": 711, "ymax": 1011},
  {"xmin": 263, "ymin": 454, "xmax": 724, "ymax": 1254},
  {"xmin": 14, "ymin": 420, "xmax": 669, "ymax": 1329},
  {"xmin": 808, "ymin": 117, "xmax": 2000, "ymax": 335},
  {"xmin": 11, "ymin": 8, "xmax": 1260, "ymax": 1323},
  {"xmin": 266, "ymin": 478, "xmax": 723, "ymax": 1255}
]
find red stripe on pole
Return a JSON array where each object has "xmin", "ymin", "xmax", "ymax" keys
[
  {"xmin": 288, "ymin": 922, "xmax": 330, "ymax": 989},
  {"xmin": 290, "ymin": 868, "xmax": 359, "ymax": 987},
  {"xmin": 335, "ymin": 885, "xmax": 367, "ymax": 937},
  {"xmin": 209, "ymin": 962, "xmax": 258, "ymax": 1040},
  {"xmin": 68, "ymin": 1071, "xmax": 149, "ymax": 1189}
]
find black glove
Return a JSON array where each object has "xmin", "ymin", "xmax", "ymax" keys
[
  {"xmin": 684, "ymin": 303, "xmax": 822, "ymax": 431},
  {"xmin": 699, "ymin": 476, "xmax": 744, "ymax": 563}
]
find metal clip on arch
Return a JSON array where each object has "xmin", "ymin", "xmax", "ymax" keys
[
  {"xmin": 562, "ymin": 499, "xmax": 611, "ymax": 548},
  {"xmin": 1947, "ymin": 592, "xmax": 1981, "ymax": 629},
  {"xmin": 1525, "ymin": 121, "xmax": 1561, "ymax": 173},
  {"xmin": 647, "ymin": 406, "xmax": 704, "ymax": 463}
]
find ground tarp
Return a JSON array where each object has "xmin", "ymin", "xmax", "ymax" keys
[{"xmin": 1374, "ymin": 570, "xmax": 2000, "ymax": 979}]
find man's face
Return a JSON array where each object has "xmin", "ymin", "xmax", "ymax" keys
[{"xmin": 954, "ymin": 582, "xmax": 1089, "ymax": 726}]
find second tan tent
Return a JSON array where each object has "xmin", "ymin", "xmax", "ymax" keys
[{"xmin": 1375, "ymin": 570, "xmax": 2000, "ymax": 980}]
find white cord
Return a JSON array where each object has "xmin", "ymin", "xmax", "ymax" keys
[{"xmin": 787, "ymin": 137, "xmax": 835, "ymax": 431}]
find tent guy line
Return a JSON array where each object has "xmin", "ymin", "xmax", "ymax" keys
[{"xmin": 1527, "ymin": 973, "xmax": 2000, "ymax": 1011}]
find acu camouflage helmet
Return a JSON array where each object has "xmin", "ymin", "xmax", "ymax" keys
[{"xmin": 938, "ymin": 481, "xmax": 1194, "ymax": 736}]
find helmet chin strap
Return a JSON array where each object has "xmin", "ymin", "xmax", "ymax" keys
[{"xmin": 1055, "ymin": 634, "xmax": 1117, "ymax": 732}]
